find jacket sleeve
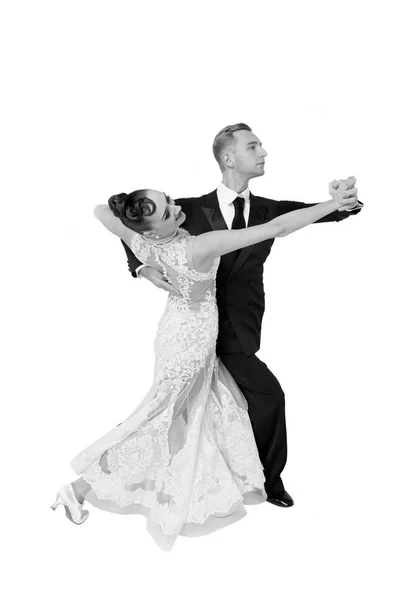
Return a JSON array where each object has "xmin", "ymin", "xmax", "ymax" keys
[{"xmin": 120, "ymin": 239, "xmax": 142, "ymax": 278}]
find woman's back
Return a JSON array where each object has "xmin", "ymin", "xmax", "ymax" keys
[
  {"xmin": 130, "ymin": 228, "xmax": 220, "ymax": 309},
  {"xmin": 130, "ymin": 228, "xmax": 221, "ymax": 387}
]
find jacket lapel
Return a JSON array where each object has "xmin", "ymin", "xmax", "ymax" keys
[
  {"xmin": 201, "ymin": 190, "xmax": 227, "ymax": 231},
  {"xmin": 229, "ymin": 193, "xmax": 268, "ymax": 278},
  {"xmin": 200, "ymin": 190, "xmax": 268, "ymax": 278}
]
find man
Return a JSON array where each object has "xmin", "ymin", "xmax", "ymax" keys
[{"xmin": 120, "ymin": 123, "xmax": 363, "ymax": 508}]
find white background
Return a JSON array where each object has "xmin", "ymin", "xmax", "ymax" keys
[{"xmin": 2, "ymin": 0, "xmax": 399, "ymax": 598}]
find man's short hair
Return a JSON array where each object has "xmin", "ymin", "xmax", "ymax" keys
[{"xmin": 212, "ymin": 123, "xmax": 252, "ymax": 170}]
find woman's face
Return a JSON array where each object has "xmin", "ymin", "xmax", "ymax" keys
[{"xmin": 143, "ymin": 189, "xmax": 186, "ymax": 237}]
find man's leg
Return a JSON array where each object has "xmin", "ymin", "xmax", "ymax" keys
[{"xmin": 218, "ymin": 352, "xmax": 288, "ymax": 495}]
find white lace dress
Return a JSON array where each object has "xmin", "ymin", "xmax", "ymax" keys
[{"xmin": 70, "ymin": 228, "xmax": 266, "ymax": 549}]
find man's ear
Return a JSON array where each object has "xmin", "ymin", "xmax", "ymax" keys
[{"xmin": 222, "ymin": 152, "xmax": 234, "ymax": 169}]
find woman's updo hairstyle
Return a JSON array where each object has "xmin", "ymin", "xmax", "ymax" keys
[{"xmin": 108, "ymin": 190, "xmax": 156, "ymax": 232}]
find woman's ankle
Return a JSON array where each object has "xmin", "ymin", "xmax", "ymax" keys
[{"xmin": 71, "ymin": 479, "xmax": 85, "ymax": 504}]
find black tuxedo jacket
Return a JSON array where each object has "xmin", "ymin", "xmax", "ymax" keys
[{"xmin": 121, "ymin": 190, "xmax": 362, "ymax": 356}]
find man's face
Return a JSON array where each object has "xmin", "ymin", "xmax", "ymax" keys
[{"xmin": 228, "ymin": 130, "xmax": 267, "ymax": 179}]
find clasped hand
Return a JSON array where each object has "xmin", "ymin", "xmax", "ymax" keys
[{"xmin": 329, "ymin": 175, "xmax": 359, "ymax": 211}]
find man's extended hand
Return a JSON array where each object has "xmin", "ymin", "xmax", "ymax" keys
[
  {"xmin": 329, "ymin": 176, "xmax": 359, "ymax": 211},
  {"xmin": 140, "ymin": 265, "xmax": 180, "ymax": 296}
]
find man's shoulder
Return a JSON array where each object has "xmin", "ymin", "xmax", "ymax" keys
[
  {"xmin": 249, "ymin": 192, "xmax": 280, "ymax": 211},
  {"xmin": 176, "ymin": 190, "xmax": 217, "ymax": 208},
  {"xmin": 250, "ymin": 191, "xmax": 276, "ymax": 203}
]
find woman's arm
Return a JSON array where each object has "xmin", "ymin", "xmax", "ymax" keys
[
  {"xmin": 274, "ymin": 198, "xmax": 363, "ymax": 222},
  {"xmin": 94, "ymin": 205, "xmax": 134, "ymax": 247},
  {"xmin": 191, "ymin": 198, "xmax": 348, "ymax": 271},
  {"xmin": 94, "ymin": 205, "xmax": 181, "ymax": 295},
  {"xmin": 271, "ymin": 177, "xmax": 362, "ymax": 223}
]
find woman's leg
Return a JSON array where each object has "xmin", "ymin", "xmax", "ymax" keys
[
  {"xmin": 71, "ymin": 477, "xmax": 92, "ymax": 503},
  {"xmin": 218, "ymin": 352, "xmax": 287, "ymax": 495}
]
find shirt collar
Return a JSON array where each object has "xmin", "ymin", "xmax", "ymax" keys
[{"xmin": 217, "ymin": 182, "xmax": 250, "ymax": 206}]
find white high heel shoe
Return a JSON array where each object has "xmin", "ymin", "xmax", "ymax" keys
[{"xmin": 50, "ymin": 483, "xmax": 89, "ymax": 525}]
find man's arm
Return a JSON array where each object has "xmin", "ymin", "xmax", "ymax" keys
[{"xmin": 274, "ymin": 176, "xmax": 363, "ymax": 223}]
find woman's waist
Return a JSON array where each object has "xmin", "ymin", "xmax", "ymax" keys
[
  {"xmin": 158, "ymin": 301, "xmax": 218, "ymax": 332},
  {"xmin": 166, "ymin": 296, "xmax": 217, "ymax": 312}
]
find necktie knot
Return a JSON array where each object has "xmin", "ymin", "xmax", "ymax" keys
[{"xmin": 233, "ymin": 196, "xmax": 245, "ymax": 212}]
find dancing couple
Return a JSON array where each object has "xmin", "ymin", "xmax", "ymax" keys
[{"xmin": 51, "ymin": 123, "xmax": 363, "ymax": 550}]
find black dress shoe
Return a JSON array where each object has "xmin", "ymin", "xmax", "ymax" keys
[{"xmin": 266, "ymin": 490, "xmax": 294, "ymax": 507}]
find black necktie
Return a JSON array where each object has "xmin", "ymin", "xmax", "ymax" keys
[
  {"xmin": 230, "ymin": 196, "xmax": 246, "ymax": 261},
  {"xmin": 232, "ymin": 196, "xmax": 246, "ymax": 230}
]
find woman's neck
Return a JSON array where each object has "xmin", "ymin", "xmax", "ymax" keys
[{"xmin": 145, "ymin": 227, "xmax": 179, "ymax": 243}]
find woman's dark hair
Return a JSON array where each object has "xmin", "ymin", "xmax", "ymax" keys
[{"xmin": 108, "ymin": 190, "xmax": 156, "ymax": 232}]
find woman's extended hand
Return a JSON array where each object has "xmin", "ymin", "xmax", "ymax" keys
[{"xmin": 140, "ymin": 266, "xmax": 180, "ymax": 296}]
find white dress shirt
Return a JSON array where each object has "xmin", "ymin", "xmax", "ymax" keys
[{"xmin": 216, "ymin": 182, "xmax": 250, "ymax": 228}]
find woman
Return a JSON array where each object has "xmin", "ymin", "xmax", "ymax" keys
[{"xmin": 51, "ymin": 187, "xmax": 356, "ymax": 550}]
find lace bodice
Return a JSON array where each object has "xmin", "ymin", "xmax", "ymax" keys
[
  {"xmin": 130, "ymin": 228, "xmax": 220, "ymax": 309},
  {"xmin": 130, "ymin": 228, "xmax": 221, "ymax": 389}
]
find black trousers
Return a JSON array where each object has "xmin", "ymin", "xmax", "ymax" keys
[{"xmin": 218, "ymin": 352, "xmax": 288, "ymax": 495}]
